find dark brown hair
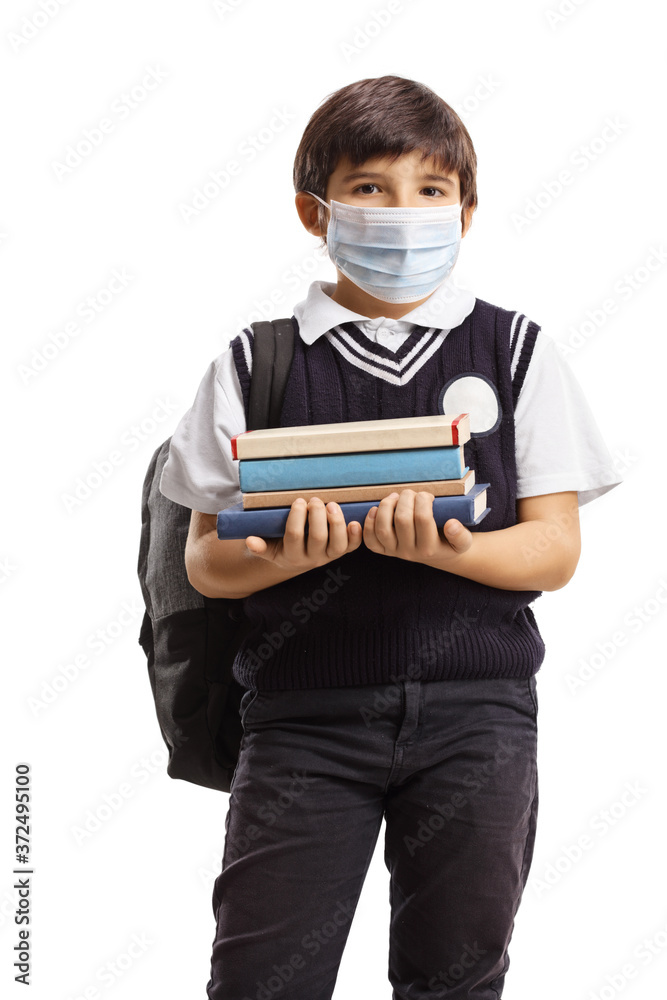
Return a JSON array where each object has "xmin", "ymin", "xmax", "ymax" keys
[{"xmin": 293, "ymin": 75, "xmax": 477, "ymax": 244}]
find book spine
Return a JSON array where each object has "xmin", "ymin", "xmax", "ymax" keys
[
  {"xmin": 217, "ymin": 486, "xmax": 490, "ymax": 539},
  {"xmin": 242, "ymin": 471, "xmax": 475, "ymax": 508},
  {"xmin": 239, "ymin": 446, "xmax": 466, "ymax": 492}
]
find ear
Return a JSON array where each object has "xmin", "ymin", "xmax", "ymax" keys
[
  {"xmin": 461, "ymin": 201, "xmax": 476, "ymax": 238},
  {"xmin": 294, "ymin": 192, "xmax": 326, "ymax": 237}
]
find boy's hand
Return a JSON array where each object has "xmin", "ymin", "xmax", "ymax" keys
[
  {"xmin": 245, "ymin": 497, "xmax": 362, "ymax": 569},
  {"xmin": 362, "ymin": 490, "xmax": 473, "ymax": 563}
]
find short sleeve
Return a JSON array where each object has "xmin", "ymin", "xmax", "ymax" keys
[
  {"xmin": 159, "ymin": 348, "xmax": 245, "ymax": 515},
  {"xmin": 514, "ymin": 331, "xmax": 623, "ymax": 507}
]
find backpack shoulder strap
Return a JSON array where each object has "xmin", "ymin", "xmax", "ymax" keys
[{"xmin": 248, "ymin": 318, "xmax": 295, "ymax": 430}]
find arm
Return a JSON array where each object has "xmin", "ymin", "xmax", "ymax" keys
[
  {"xmin": 428, "ymin": 490, "xmax": 581, "ymax": 591},
  {"xmin": 185, "ymin": 498, "xmax": 363, "ymax": 599},
  {"xmin": 362, "ymin": 489, "xmax": 581, "ymax": 592},
  {"xmin": 185, "ymin": 512, "xmax": 300, "ymax": 599}
]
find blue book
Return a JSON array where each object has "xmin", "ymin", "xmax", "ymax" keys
[
  {"xmin": 217, "ymin": 484, "xmax": 490, "ymax": 539},
  {"xmin": 239, "ymin": 446, "xmax": 466, "ymax": 492}
]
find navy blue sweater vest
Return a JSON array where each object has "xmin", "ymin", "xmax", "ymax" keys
[{"xmin": 230, "ymin": 297, "xmax": 545, "ymax": 691}]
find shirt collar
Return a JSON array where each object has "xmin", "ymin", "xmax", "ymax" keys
[{"xmin": 292, "ymin": 276, "xmax": 476, "ymax": 345}]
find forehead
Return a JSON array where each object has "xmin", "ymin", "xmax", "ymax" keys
[{"xmin": 329, "ymin": 150, "xmax": 459, "ymax": 189}]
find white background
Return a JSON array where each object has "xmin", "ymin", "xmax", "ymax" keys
[{"xmin": 2, "ymin": 1, "xmax": 665, "ymax": 997}]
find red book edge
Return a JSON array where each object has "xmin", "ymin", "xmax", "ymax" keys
[{"xmin": 230, "ymin": 432, "xmax": 251, "ymax": 460}]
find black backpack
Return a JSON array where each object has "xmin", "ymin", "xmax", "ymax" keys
[{"xmin": 137, "ymin": 318, "xmax": 295, "ymax": 793}]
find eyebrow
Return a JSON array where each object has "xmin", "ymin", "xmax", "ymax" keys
[{"xmin": 341, "ymin": 170, "xmax": 455, "ymax": 186}]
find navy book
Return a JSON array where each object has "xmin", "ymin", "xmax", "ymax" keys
[{"xmin": 217, "ymin": 484, "xmax": 490, "ymax": 539}]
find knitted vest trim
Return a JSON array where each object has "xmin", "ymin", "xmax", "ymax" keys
[{"xmin": 325, "ymin": 323, "xmax": 447, "ymax": 384}]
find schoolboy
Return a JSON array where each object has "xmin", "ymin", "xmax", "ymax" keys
[{"xmin": 160, "ymin": 75, "xmax": 622, "ymax": 1000}]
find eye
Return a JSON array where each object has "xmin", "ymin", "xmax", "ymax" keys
[
  {"xmin": 354, "ymin": 183, "xmax": 380, "ymax": 194},
  {"xmin": 421, "ymin": 187, "xmax": 444, "ymax": 197}
]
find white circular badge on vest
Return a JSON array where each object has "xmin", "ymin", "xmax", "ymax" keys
[{"xmin": 438, "ymin": 373, "xmax": 502, "ymax": 437}]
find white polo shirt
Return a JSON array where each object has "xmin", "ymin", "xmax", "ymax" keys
[{"xmin": 159, "ymin": 276, "xmax": 623, "ymax": 516}]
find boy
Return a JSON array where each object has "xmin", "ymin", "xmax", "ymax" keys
[{"xmin": 160, "ymin": 76, "xmax": 622, "ymax": 999}]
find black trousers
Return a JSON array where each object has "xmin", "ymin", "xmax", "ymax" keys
[{"xmin": 206, "ymin": 674, "xmax": 539, "ymax": 999}]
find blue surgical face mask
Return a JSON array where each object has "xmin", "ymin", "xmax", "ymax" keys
[{"xmin": 307, "ymin": 191, "xmax": 462, "ymax": 304}]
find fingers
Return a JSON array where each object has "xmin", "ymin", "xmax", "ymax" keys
[
  {"xmin": 281, "ymin": 497, "xmax": 360, "ymax": 567},
  {"xmin": 307, "ymin": 498, "xmax": 361, "ymax": 559},
  {"xmin": 324, "ymin": 501, "xmax": 362, "ymax": 554},
  {"xmin": 303, "ymin": 497, "xmax": 329, "ymax": 558},
  {"xmin": 442, "ymin": 518, "xmax": 473, "ymax": 553},
  {"xmin": 392, "ymin": 491, "xmax": 420, "ymax": 551},
  {"xmin": 347, "ymin": 519, "xmax": 363, "ymax": 548},
  {"xmin": 364, "ymin": 490, "xmax": 439, "ymax": 557},
  {"xmin": 252, "ymin": 493, "xmax": 401, "ymax": 568},
  {"xmin": 413, "ymin": 491, "xmax": 439, "ymax": 553},
  {"xmin": 380, "ymin": 491, "xmax": 436, "ymax": 551},
  {"xmin": 245, "ymin": 535, "xmax": 267, "ymax": 555},
  {"xmin": 273, "ymin": 492, "xmax": 467, "ymax": 568},
  {"xmin": 366, "ymin": 492, "xmax": 400, "ymax": 552},
  {"xmin": 281, "ymin": 498, "xmax": 310, "ymax": 562}
]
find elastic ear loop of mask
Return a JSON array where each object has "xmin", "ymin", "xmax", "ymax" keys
[
  {"xmin": 306, "ymin": 191, "xmax": 332, "ymax": 246},
  {"xmin": 307, "ymin": 190, "xmax": 331, "ymax": 210}
]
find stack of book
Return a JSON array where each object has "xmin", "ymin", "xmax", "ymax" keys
[{"xmin": 217, "ymin": 413, "xmax": 490, "ymax": 539}]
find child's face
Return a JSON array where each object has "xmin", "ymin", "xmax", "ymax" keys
[
  {"xmin": 295, "ymin": 149, "xmax": 473, "ymax": 317},
  {"xmin": 324, "ymin": 149, "xmax": 468, "ymax": 227}
]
